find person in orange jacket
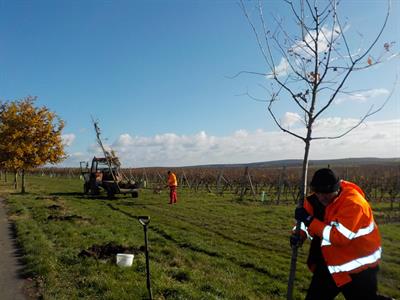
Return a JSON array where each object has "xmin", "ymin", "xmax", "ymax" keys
[
  {"xmin": 166, "ymin": 170, "xmax": 178, "ymax": 204},
  {"xmin": 292, "ymin": 168, "xmax": 392, "ymax": 300}
]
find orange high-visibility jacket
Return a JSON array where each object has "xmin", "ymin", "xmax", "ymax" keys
[
  {"xmin": 167, "ymin": 172, "xmax": 178, "ymax": 187},
  {"xmin": 302, "ymin": 180, "xmax": 381, "ymax": 287}
]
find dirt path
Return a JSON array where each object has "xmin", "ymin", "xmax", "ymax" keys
[{"xmin": 0, "ymin": 197, "xmax": 28, "ymax": 300}]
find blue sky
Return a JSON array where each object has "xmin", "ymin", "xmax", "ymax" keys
[{"xmin": 0, "ymin": 0, "xmax": 399, "ymax": 167}]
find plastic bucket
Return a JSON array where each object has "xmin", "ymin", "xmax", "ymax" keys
[{"xmin": 116, "ymin": 253, "xmax": 134, "ymax": 267}]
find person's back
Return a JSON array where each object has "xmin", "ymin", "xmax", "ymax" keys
[
  {"xmin": 167, "ymin": 171, "xmax": 178, "ymax": 204},
  {"xmin": 168, "ymin": 171, "xmax": 177, "ymax": 187}
]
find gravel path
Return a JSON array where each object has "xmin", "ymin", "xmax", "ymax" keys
[{"xmin": 0, "ymin": 197, "xmax": 28, "ymax": 300}]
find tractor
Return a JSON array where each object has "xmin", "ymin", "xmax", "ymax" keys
[
  {"xmin": 80, "ymin": 157, "xmax": 139, "ymax": 198},
  {"xmin": 80, "ymin": 120, "xmax": 140, "ymax": 198}
]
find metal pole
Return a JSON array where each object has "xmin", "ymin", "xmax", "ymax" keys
[
  {"xmin": 143, "ymin": 225, "xmax": 152, "ymax": 300},
  {"xmin": 139, "ymin": 216, "xmax": 152, "ymax": 300}
]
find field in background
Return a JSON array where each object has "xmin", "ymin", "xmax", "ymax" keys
[
  {"xmin": 1, "ymin": 175, "xmax": 399, "ymax": 299},
  {"xmin": 27, "ymin": 158, "xmax": 400, "ymax": 206}
]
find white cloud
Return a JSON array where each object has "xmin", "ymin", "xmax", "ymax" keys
[
  {"xmin": 233, "ymin": 129, "xmax": 248, "ymax": 138},
  {"xmin": 270, "ymin": 25, "xmax": 344, "ymax": 78},
  {"xmin": 335, "ymin": 88, "xmax": 390, "ymax": 104},
  {"xmin": 313, "ymin": 117, "xmax": 355, "ymax": 131},
  {"xmin": 62, "ymin": 133, "xmax": 75, "ymax": 146},
  {"xmin": 290, "ymin": 25, "xmax": 342, "ymax": 58},
  {"xmin": 53, "ymin": 152, "xmax": 86, "ymax": 168},
  {"xmin": 267, "ymin": 57, "xmax": 290, "ymax": 78},
  {"xmin": 282, "ymin": 112, "xmax": 302, "ymax": 128},
  {"xmin": 310, "ymin": 118, "xmax": 400, "ymax": 158},
  {"xmin": 60, "ymin": 118, "xmax": 399, "ymax": 167}
]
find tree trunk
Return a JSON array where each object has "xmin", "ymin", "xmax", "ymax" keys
[
  {"xmin": 216, "ymin": 170, "xmax": 223, "ymax": 195},
  {"xmin": 21, "ymin": 169, "xmax": 26, "ymax": 194},
  {"xmin": 287, "ymin": 136, "xmax": 312, "ymax": 300},
  {"xmin": 13, "ymin": 171, "xmax": 18, "ymax": 190}
]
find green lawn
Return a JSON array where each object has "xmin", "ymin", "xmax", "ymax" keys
[{"xmin": 1, "ymin": 176, "xmax": 399, "ymax": 300}]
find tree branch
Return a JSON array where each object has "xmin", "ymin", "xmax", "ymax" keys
[
  {"xmin": 268, "ymin": 97, "xmax": 306, "ymax": 141},
  {"xmin": 313, "ymin": 77, "xmax": 397, "ymax": 140}
]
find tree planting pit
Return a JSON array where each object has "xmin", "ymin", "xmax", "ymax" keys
[{"xmin": 78, "ymin": 242, "xmax": 138, "ymax": 261}]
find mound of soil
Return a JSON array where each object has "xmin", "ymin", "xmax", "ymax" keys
[
  {"xmin": 78, "ymin": 242, "xmax": 138, "ymax": 260},
  {"xmin": 47, "ymin": 214, "xmax": 85, "ymax": 221},
  {"xmin": 47, "ymin": 204, "xmax": 63, "ymax": 210}
]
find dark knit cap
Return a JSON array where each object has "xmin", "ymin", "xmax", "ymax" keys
[{"xmin": 310, "ymin": 168, "xmax": 340, "ymax": 193}]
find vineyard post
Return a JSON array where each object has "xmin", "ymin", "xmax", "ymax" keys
[
  {"xmin": 216, "ymin": 169, "xmax": 224, "ymax": 195},
  {"xmin": 276, "ymin": 166, "xmax": 287, "ymax": 205},
  {"xmin": 182, "ymin": 170, "xmax": 191, "ymax": 189},
  {"xmin": 247, "ymin": 170, "xmax": 257, "ymax": 200},
  {"xmin": 240, "ymin": 167, "xmax": 249, "ymax": 200},
  {"xmin": 156, "ymin": 171, "xmax": 163, "ymax": 185}
]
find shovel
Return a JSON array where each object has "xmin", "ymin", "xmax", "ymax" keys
[{"xmin": 138, "ymin": 216, "xmax": 152, "ymax": 300}]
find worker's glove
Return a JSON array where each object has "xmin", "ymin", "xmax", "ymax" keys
[
  {"xmin": 289, "ymin": 233, "xmax": 304, "ymax": 248},
  {"xmin": 295, "ymin": 207, "xmax": 314, "ymax": 227}
]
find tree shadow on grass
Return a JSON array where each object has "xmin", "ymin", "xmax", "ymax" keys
[
  {"xmin": 49, "ymin": 192, "xmax": 85, "ymax": 197},
  {"xmin": 107, "ymin": 203, "xmax": 139, "ymax": 219},
  {"xmin": 49, "ymin": 192, "xmax": 143, "ymax": 201},
  {"xmin": 8, "ymin": 191, "xmax": 33, "ymax": 196},
  {"xmin": 7, "ymin": 222, "xmax": 31, "ymax": 278},
  {"xmin": 49, "ymin": 192, "xmax": 116, "ymax": 200},
  {"xmin": 7, "ymin": 222, "xmax": 46, "ymax": 298},
  {"xmin": 8, "ymin": 191, "xmax": 83, "ymax": 198}
]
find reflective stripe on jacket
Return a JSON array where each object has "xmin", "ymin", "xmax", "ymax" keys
[
  {"xmin": 304, "ymin": 180, "xmax": 381, "ymax": 287},
  {"xmin": 168, "ymin": 173, "xmax": 178, "ymax": 187}
]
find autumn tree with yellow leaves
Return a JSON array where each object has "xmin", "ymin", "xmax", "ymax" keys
[{"xmin": 0, "ymin": 96, "xmax": 66, "ymax": 193}]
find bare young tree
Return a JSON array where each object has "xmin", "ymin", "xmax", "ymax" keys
[{"xmin": 237, "ymin": 0, "xmax": 397, "ymax": 299}]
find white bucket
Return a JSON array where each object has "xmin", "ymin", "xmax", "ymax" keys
[{"xmin": 116, "ymin": 253, "xmax": 134, "ymax": 267}]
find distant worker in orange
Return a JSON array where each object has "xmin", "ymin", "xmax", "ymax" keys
[
  {"xmin": 166, "ymin": 170, "xmax": 178, "ymax": 204},
  {"xmin": 291, "ymin": 168, "xmax": 392, "ymax": 300}
]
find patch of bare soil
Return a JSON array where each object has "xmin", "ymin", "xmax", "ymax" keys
[
  {"xmin": 47, "ymin": 214, "xmax": 87, "ymax": 221},
  {"xmin": 23, "ymin": 276, "xmax": 44, "ymax": 300},
  {"xmin": 78, "ymin": 242, "xmax": 139, "ymax": 260},
  {"xmin": 47, "ymin": 204, "xmax": 63, "ymax": 210}
]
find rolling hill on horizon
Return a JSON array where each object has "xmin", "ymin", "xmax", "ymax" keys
[{"xmin": 183, "ymin": 157, "xmax": 400, "ymax": 169}]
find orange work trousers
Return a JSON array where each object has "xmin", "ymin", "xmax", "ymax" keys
[{"xmin": 169, "ymin": 186, "xmax": 177, "ymax": 204}]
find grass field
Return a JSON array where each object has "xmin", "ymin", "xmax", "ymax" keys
[{"xmin": 1, "ymin": 176, "xmax": 399, "ymax": 300}]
